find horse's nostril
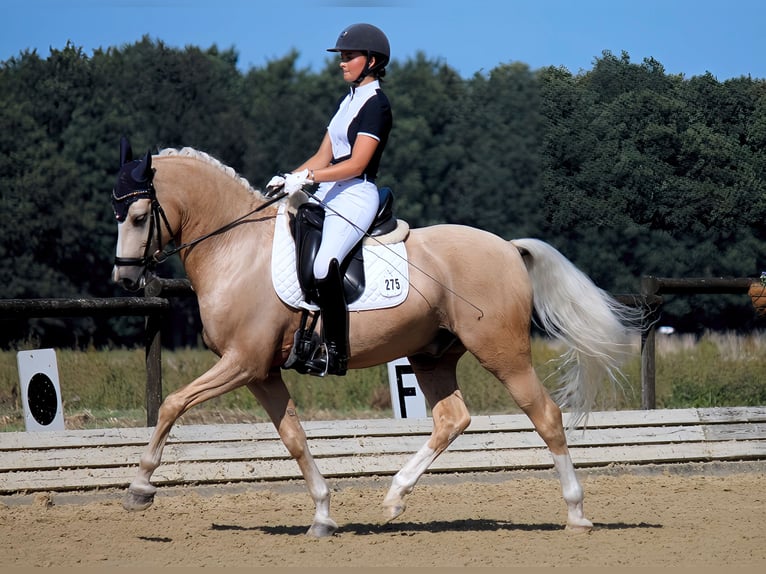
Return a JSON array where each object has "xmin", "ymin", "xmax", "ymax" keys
[{"xmin": 118, "ymin": 277, "xmax": 140, "ymax": 292}]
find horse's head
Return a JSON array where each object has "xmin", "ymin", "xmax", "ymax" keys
[{"xmin": 111, "ymin": 137, "xmax": 171, "ymax": 291}]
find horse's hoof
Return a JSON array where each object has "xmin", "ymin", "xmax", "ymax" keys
[
  {"xmin": 306, "ymin": 518, "xmax": 338, "ymax": 538},
  {"xmin": 382, "ymin": 501, "xmax": 406, "ymax": 523},
  {"xmin": 565, "ymin": 519, "xmax": 594, "ymax": 533},
  {"xmin": 122, "ymin": 488, "xmax": 155, "ymax": 511}
]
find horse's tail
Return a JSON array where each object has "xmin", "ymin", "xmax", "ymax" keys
[{"xmin": 510, "ymin": 238, "xmax": 642, "ymax": 428}]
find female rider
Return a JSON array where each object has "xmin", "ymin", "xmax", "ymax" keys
[{"xmin": 268, "ymin": 23, "xmax": 393, "ymax": 376}]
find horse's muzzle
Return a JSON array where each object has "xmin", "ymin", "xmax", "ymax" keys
[
  {"xmin": 112, "ymin": 262, "xmax": 146, "ymax": 292},
  {"xmin": 116, "ymin": 276, "xmax": 144, "ymax": 292}
]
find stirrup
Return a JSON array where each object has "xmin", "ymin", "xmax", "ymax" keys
[
  {"xmin": 302, "ymin": 342, "xmax": 331, "ymax": 377},
  {"xmin": 303, "ymin": 342, "xmax": 348, "ymax": 377},
  {"xmin": 283, "ymin": 311, "xmax": 321, "ymax": 373}
]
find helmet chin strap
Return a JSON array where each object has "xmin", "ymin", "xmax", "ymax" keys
[{"xmin": 353, "ymin": 54, "xmax": 375, "ymax": 85}]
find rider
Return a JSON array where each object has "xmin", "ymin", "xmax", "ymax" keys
[{"xmin": 267, "ymin": 23, "xmax": 393, "ymax": 376}]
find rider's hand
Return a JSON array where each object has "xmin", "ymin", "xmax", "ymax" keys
[
  {"xmin": 264, "ymin": 174, "xmax": 286, "ymax": 196},
  {"xmin": 284, "ymin": 169, "xmax": 311, "ymax": 195}
]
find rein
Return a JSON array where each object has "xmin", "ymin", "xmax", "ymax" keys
[
  {"xmin": 151, "ymin": 190, "xmax": 287, "ymax": 265},
  {"xmin": 113, "ymin": 181, "xmax": 287, "ymax": 269}
]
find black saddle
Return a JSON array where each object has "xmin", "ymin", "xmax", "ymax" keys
[{"xmin": 290, "ymin": 186, "xmax": 398, "ymax": 305}]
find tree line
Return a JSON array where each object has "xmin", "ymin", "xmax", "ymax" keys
[{"xmin": 1, "ymin": 37, "xmax": 764, "ymax": 348}]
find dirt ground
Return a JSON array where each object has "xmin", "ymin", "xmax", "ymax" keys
[{"xmin": 1, "ymin": 462, "xmax": 764, "ymax": 568}]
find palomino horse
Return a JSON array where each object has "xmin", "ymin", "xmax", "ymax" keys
[{"xmin": 111, "ymin": 139, "xmax": 639, "ymax": 537}]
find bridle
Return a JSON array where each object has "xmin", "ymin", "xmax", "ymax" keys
[
  {"xmin": 112, "ymin": 178, "xmax": 287, "ymax": 271},
  {"xmin": 112, "ymin": 180, "xmax": 175, "ymax": 271}
]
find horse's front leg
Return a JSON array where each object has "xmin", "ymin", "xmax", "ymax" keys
[
  {"xmin": 123, "ymin": 356, "xmax": 252, "ymax": 511},
  {"xmin": 382, "ymin": 353, "xmax": 470, "ymax": 521},
  {"xmin": 246, "ymin": 371, "xmax": 337, "ymax": 537}
]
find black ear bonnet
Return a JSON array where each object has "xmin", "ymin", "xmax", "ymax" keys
[{"xmin": 112, "ymin": 136, "xmax": 155, "ymax": 222}]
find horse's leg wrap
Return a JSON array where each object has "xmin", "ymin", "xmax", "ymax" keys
[{"xmin": 552, "ymin": 452, "xmax": 593, "ymax": 532}]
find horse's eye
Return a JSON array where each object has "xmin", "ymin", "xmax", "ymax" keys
[{"xmin": 133, "ymin": 213, "xmax": 148, "ymax": 226}]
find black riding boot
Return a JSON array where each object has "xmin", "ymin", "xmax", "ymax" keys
[{"xmin": 304, "ymin": 259, "xmax": 349, "ymax": 376}]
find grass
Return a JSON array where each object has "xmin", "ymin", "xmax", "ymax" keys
[
  {"xmin": 654, "ymin": 331, "xmax": 766, "ymax": 408},
  {"xmin": 1, "ymin": 331, "xmax": 765, "ymax": 431}
]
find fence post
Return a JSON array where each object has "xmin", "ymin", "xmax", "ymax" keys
[
  {"xmin": 640, "ymin": 277, "xmax": 662, "ymax": 409},
  {"xmin": 143, "ymin": 276, "xmax": 165, "ymax": 428},
  {"xmin": 144, "ymin": 312, "xmax": 163, "ymax": 427},
  {"xmin": 143, "ymin": 277, "xmax": 194, "ymax": 427},
  {"xmin": 640, "ymin": 321, "xmax": 656, "ymax": 409}
]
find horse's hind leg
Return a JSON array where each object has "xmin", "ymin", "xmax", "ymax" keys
[
  {"xmin": 483, "ymin": 352, "xmax": 592, "ymax": 531},
  {"xmin": 123, "ymin": 355, "xmax": 253, "ymax": 511},
  {"xmin": 511, "ymin": 366, "xmax": 592, "ymax": 531},
  {"xmin": 246, "ymin": 371, "xmax": 338, "ymax": 537},
  {"xmin": 382, "ymin": 351, "xmax": 471, "ymax": 521}
]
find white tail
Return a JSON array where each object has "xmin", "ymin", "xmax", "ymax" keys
[{"xmin": 511, "ymin": 238, "xmax": 642, "ymax": 427}]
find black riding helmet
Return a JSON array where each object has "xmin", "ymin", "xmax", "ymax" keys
[{"xmin": 327, "ymin": 23, "xmax": 390, "ymax": 84}]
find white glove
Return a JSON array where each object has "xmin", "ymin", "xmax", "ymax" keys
[
  {"xmin": 265, "ymin": 174, "xmax": 286, "ymax": 196},
  {"xmin": 283, "ymin": 169, "xmax": 311, "ymax": 195}
]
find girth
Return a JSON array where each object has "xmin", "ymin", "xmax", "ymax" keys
[{"xmin": 290, "ymin": 186, "xmax": 398, "ymax": 305}]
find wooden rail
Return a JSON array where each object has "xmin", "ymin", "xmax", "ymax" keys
[{"xmin": 1, "ymin": 406, "xmax": 764, "ymax": 493}]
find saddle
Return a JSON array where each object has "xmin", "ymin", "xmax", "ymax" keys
[{"xmin": 289, "ymin": 186, "xmax": 399, "ymax": 304}]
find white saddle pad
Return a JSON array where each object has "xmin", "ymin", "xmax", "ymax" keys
[{"xmin": 271, "ymin": 204, "xmax": 409, "ymax": 311}]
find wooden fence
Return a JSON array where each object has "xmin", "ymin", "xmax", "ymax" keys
[
  {"xmin": 0, "ymin": 295, "xmax": 168, "ymax": 426},
  {"xmin": 637, "ymin": 276, "xmax": 757, "ymax": 409},
  {"xmin": 0, "ymin": 276, "xmax": 760, "ymax": 425}
]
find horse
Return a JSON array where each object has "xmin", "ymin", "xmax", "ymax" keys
[{"xmin": 111, "ymin": 138, "xmax": 640, "ymax": 537}]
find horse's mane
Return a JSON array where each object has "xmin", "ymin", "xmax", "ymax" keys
[{"xmin": 157, "ymin": 147, "xmax": 264, "ymax": 197}]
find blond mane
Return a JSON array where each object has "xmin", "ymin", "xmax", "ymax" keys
[{"xmin": 157, "ymin": 147, "xmax": 264, "ymax": 197}]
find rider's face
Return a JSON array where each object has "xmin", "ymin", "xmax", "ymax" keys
[{"xmin": 339, "ymin": 51, "xmax": 370, "ymax": 82}]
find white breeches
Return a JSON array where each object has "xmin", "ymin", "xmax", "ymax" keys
[{"xmin": 311, "ymin": 178, "xmax": 379, "ymax": 280}]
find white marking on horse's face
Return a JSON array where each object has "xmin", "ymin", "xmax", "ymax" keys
[{"xmin": 112, "ymin": 198, "xmax": 153, "ymax": 288}]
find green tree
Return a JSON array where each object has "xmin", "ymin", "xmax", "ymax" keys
[
  {"xmin": 381, "ymin": 53, "xmax": 467, "ymax": 226},
  {"xmin": 2, "ymin": 40, "xmax": 765, "ymax": 346},
  {"xmin": 442, "ymin": 61, "xmax": 544, "ymax": 238},
  {"xmin": 241, "ymin": 51, "xmax": 342, "ymax": 187}
]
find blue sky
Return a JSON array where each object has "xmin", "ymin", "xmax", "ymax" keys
[{"xmin": 3, "ymin": 0, "xmax": 765, "ymax": 80}]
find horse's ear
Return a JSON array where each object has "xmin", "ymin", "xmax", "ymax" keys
[
  {"xmin": 131, "ymin": 149, "xmax": 153, "ymax": 182},
  {"xmin": 119, "ymin": 136, "xmax": 133, "ymax": 166}
]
